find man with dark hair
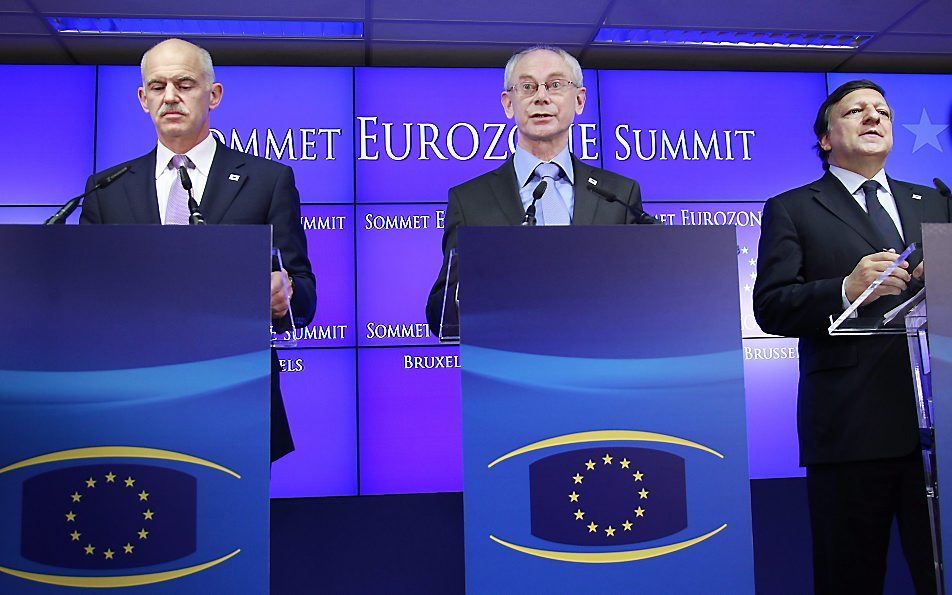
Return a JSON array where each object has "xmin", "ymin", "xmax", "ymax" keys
[
  {"xmin": 754, "ymin": 79, "xmax": 950, "ymax": 593},
  {"xmin": 424, "ymin": 45, "xmax": 645, "ymax": 334}
]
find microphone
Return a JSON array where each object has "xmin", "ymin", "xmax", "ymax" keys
[
  {"xmin": 935, "ymin": 177, "xmax": 951, "ymax": 199},
  {"xmin": 177, "ymin": 166, "xmax": 206, "ymax": 225},
  {"xmin": 522, "ymin": 180, "xmax": 547, "ymax": 226},
  {"xmin": 45, "ymin": 165, "xmax": 131, "ymax": 225},
  {"xmin": 586, "ymin": 177, "xmax": 662, "ymax": 225}
]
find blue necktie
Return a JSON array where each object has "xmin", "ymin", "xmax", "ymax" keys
[
  {"xmin": 861, "ymin": 180, "xmax": 903, "ymax": 251},
  {"xmin": 533, "ymin": 163, "xmax": 570, "ymax": 226}
]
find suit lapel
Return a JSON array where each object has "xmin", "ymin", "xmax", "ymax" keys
[
  {"xmin": 201, "ymin": 143, "xmax": 248, "ymax": 224},
  {"xmin": 124, "ymin": 150, "xmax": 160, "ymax": 224},
  {"xmin": 489, "ymin": 159, "xmax": 526, "ymax": 226},
  {"xmin": 812, "ymin": 171, "xmax": 887, "ymax": 251},
  {"xmin": 570, "ymin": 157, "xmax": 599, "ymax": 225},
  {"xmin": 888, "ymin": 176, "xmax": 923, "ymax": 248}
]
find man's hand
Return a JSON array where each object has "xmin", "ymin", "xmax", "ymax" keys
[
  {"xmin": 271, "ymin": 269, "xmax": 294, "ymax": 320},
  {"xmin": 913, "ymin": 260, "xmax": 925, "ymax": 281},
  {"xmin": 844, "ymin": 250, "xmax": 910, "ymax": 305}
]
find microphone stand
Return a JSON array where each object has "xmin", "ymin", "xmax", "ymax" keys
[
  {"xmin": 177, "ymin": 166, "xmax": 206, "ymax": 225},
  {"xmin": 45, "ymin": 165, "xmax": 132, "ymax": 225}
]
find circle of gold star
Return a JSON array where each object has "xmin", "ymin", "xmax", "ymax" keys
[
  {"xmin": 65, "ymin": 471, "xmax": 155, "ymax": 561},
  {"xmin": 569, "ymin": 452, "xmax": 650, "ymax": 538}
]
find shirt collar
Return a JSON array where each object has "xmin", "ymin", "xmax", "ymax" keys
[
  {"xmin": 828, "ymin": 164, "xmax": 891, "ymax": 197},
  {"xmin": 513, "ymin": 145, "xmax": 575, "ymax": 188},
  {"xmin": 153, "ymin": 133, "xmax": 218, "ymax": 180}
]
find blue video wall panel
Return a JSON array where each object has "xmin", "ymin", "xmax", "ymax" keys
[
  {"xmin": 96, "ymin": 66, "xmax": 354, "ymax": 203},
  {"xmin": 827, "ymin": 73, "xmax": 952, "ymax": 188},
  {"xmin": 742, "ymin": 337, "xmax": 802, "ymax": 479},
  {"xmin": 649, "ymin": 201, "xmax": 768, "ymax": 338},
  {"xmin": 297, "ymin": 205, "xmax": 356, "ymax": 348},
  {"xmin": 598, "ymin": 71, "xmax": 827, "ymax": 202},
  {"xmin": 356, "ymin": 203, "xmax": 446, "ymax": 347},
  {"xmin": 0, "ymin": 66, "xmax": 95, "ymax": 205},
  {"xmin": 354, "ymin": 68, "xmax": 601, "ymax": 203},
  {"xmin": 4, "ymin": 65, "xmax": 951, "ymax": 497},
  {"xmin": 270, "ymin": 349, "xmax": 358, "ymax": 498},
  {"xmin": 0, "ymin": 207, "xmax": 79, "ymax": 224},
  {"xmin": 357, "ymin": 346, "xmax": 462, "ymax": 495}
]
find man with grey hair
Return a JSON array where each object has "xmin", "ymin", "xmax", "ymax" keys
[
  {"xmin": 425, "ymin": 45, "xmax": 645, "ymax": 332},
  {"xmin": 81, "ymin": 38, "xmax": 315, "ymax": 463}
]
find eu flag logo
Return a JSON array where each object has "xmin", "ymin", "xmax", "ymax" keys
[
  {"xmin": 21, "ymin": 464, "xmax": 196, "ymax": 569},
  {"xmin": 0, "ymin": 446, "xmax": 244, "ymax": 589},
  {"xmin": 530, "ymin": 447, "xmax": 686, "ymax": 546},
  {"xmin": 485, "ymin": 430, "xmax": 730, "ymax": 565}
]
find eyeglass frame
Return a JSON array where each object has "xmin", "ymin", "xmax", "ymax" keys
[{"xmin": 505, "ymin": 78, "xmax": 581, "ymax": 97}]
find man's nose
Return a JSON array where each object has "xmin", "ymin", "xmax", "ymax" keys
[
  {"xmin": 162, "ymin": 85, "xmax": 178, "ymax": 103},
  {"xmin": 862, "ymin": 106, "xmax": 881, "ymax": 123}
]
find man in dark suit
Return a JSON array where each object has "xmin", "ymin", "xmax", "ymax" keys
[
  {"xmin": 80, "ymin": 38, "xmax": 315, "ymax": 463},
  {"xmin": 425, "ymin": 45, "xmax": 644, "ymax": 333},
  {"xmin": 754, "ymin": 79, "xmax": 949, "ymax": 594}
]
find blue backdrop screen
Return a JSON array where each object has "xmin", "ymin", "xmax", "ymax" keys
[
  {"xmin": 0, "ymin": 66, "xmax": 95, "ymax": 205},
  {"xmin": 3, "ymin": 65, "xmax": 951, "ymax": 496}
]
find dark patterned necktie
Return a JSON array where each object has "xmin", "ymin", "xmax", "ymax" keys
[{"xmin": 861, "ymin": 180, "xmax": 904, "ymax": 251}]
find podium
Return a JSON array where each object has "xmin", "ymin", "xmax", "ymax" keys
[
  {"xmin": 918, "ymin": 224, "xmax": 952, "ymax": 593},
  {"xmin": 825, "ymin": 224, "xmax": 952, "ymax": 593},
  {"xmin": 456, "ymin": 225, "xmax": 755, "ymax": 593},
  {"xmin": 0, "ymin": 226, "xmax": 271, "ymax": 593}
]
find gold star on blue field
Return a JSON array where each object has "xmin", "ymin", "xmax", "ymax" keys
[
  {"xmin": 55, "ymin": 470, "xmax": 160, "ymax": 564},
  {"xmin": 20, "ymin": 462, "xmax": 199, "ymax": 570},
  {"xmin": 529, "ymin": 446, "xmax": 684, "ymax": 546},
  {"xmin": 560, "ymin": 450, "xmax": 657, "ymax": 542}
]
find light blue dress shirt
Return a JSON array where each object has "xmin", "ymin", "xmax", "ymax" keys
[{"xmin": 513, "ymin": 146, "xmax": 575, "ymax": 223}]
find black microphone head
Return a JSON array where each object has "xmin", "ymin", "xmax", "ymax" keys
[
  {"xmin": 586, "ymin": 177, "xmax": 617, "ymax": 203},
  {"xmin": 532, "ymin": 180, "xmax": 547, "ymax": 201},
  {"xmin": 94, "ymin": 164, "xmax": 131, "ymax": 190},
  {"xmin": 934, "ymin": 177, "xmax": 951, "ymax": 198},
  {"xmin": 178, "ymin": 165, "xmax": 193, "ymax": 191}
]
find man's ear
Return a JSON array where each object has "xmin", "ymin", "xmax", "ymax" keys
[
  {"xmin": 501, "ymin": 91, "xmax": 514, "ymax": 119},
  {"xmin": 209, "ymin": 82, "xmax": 223, "ymax": 110}
]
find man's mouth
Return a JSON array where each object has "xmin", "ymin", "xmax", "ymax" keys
[{"xmin": 861, "ymin": 130, "xmax": 882, "ymax": 137}]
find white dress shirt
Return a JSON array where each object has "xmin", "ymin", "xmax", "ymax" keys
[
  {"xmin": 828, "ymin": 165, "xmax": 904, "ymax": 241},
  {"xmin": 154, "ymin": 133, "xmax": 217, "ymax": 224}
]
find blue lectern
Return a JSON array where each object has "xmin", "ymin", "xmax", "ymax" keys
[
  {"xmin": 0, "ymin": 226, "xmax": 271, "ymax": 593},
  {"xmin": 920, "ymin": 224, "xmax": 952, "ymax": 593},
  {"xmin": 459, "ymin": 225, "xmax": 755, "ymax": 593}
]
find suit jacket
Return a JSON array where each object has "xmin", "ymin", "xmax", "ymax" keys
[
  {"xmin": 425, "ymin": 155, "xmax": 643, "ymax": 333},
  {"xmin": 80, "ymin": 141, "xmax": 316, "ymax": 462},
  {"xmin": 753, "ymin": 170, "xmax": 951, "ymax": 465}
]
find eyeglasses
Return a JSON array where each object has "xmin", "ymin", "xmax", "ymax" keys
[{"xmin": 507, "ymin": 79, "xmax": 579, "ymax": 97}]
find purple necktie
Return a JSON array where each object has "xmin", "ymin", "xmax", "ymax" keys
[{"xmin": 165, "ymin": 154, "xmax": 191, "ymax": 225}]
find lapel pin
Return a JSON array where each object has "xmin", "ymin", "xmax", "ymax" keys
[
  {"xmin": 228, "ymin": 173, "xmax": 241, "ymax": 182},
  {"xmin": 912, "ymin": 194, "xmax": 922, "ymax": 200}
]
